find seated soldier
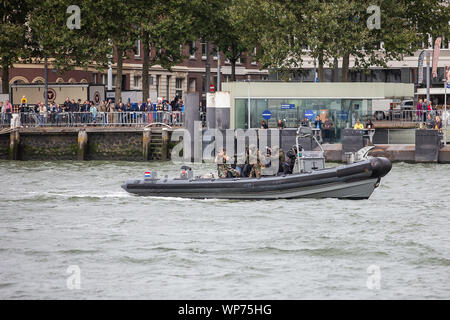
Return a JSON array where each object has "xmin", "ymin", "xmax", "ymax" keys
[
  {"xmin": 214, "ymin": 148, "xmax": 239, "ymax": 178},
  {"xmin": 277, "ymin": 147, "xmax": 290, "ymax": 174}
]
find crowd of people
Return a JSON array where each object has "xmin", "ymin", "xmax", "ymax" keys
[
  {"xmin": 417, "ymin": 99, "xmax": 444, "ymax": 132},
  {"xmin": 0, "ymin": 96, "xmax": 185, "ymax": 127}
]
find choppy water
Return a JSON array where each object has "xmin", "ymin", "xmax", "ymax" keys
[{"xmin": 0, "ymin": 160, "xmax": 449, "ymax": 299}]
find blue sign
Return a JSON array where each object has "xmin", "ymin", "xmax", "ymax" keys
[
  {"xmin": 262, "ymin": 110, "xmax": 272, "ymax": 120},
  {"xmin": 304, "ymin": 110, "xmax": 315, "ymax": 120},
  {"xmin": 281, "ymin": 104, "xmax": 295, "ymax": 110},
  {"xmin": 337, "ymin": 111, "xmax": 349, "ymax": 120}
]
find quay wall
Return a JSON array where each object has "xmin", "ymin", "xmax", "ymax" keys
[
  {"xmin": 0, "ymin": 134, "xmax": 9, "ymax": 159},
  {"xmin": 19, "ymin": 132, "xmax": 78, "ymax": 161},
  {"xmin": 1, "ymin": 128, "xmax": 449, "ymax": 164},
  {"xmin": 86, "ymin": 132, "xmax": 142, "ymax": 161},
  {"xmin": 1, "ymin": 129, "xmax": 170, "ymax": 162}
]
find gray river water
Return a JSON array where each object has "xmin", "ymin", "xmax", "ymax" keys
[{"xmin": 0, "ymin": 160, "xmax": 449, "ymax": 299}]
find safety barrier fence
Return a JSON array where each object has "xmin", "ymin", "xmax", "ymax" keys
[
  {"xmin": 370, "ymin": 109, "xmax": 449, "ymax": 123},
  {"xmin": 0, "ymin": 111, "xmax": 184, "ymax": 128}
]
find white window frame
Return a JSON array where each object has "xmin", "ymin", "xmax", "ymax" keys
[
  {"xmin": 201, "ymin": 42, "xmax": 207, "ymax": 60},
  {"xmin": 213, "ymin": 46, "xmax": 218, "ymax": 60},
  {"xmin": 134, "ymin": 40, "xmax": 141, "ymax": 58},
  {"xmin": 251, "ymin": 48, "xmax": 257, "ymax": 65},
  {"xmin": 175, "ymin": 78, "xmax": 183, "ymax": 90},
  {"xmin": 133, "ymin": 75, "xmax": 141, "ymax": 89},
  {"xmin": 189, "ymin": 41, "xmax": 196, "ymax": 59}
]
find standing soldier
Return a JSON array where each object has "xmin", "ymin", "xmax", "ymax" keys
[{"xmin": 248, "ymin": 144, "xmax": 262, "ymax": 178}]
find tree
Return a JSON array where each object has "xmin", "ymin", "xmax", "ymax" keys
[
  {"xmin": 239, "ymin": 0, "xmax": 450, "ymax": 82},
  {"xmin": 89, "ymin": 0, "xmax": 139, "ymax": 102},
  {"xmin": 0, "ymin": 0, "xmax": 31, "ymax": 93},
  {"xmin": 212, "ymin": 0, "xmax": 253, "ymax": 82},
  {"xmin": 188, "ymin": 0, "xmax": 232, "ymax": 93},
  {"xmin": 26, "ymin": 0, "xmax": 111, "ymax": 72},
  {"xmin": 134, "ymin": 0, "xmax": 195, "ymax": 102}
]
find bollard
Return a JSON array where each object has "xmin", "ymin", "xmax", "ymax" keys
[
  {"xmin": 341, "ymin": 129, "xmax": 366, "ymax": 161},
  {"xmin": 77, "ymin": 130, "xmax": 88, "ymax": 161},
  {"xmin": 161, "ymin": 128, "xmax": 169, "ymax": 161},
  {"xmin": 415, "ymin": 129, "xmax": 440, "ymax": 163},
  {"xmin": 143, "ymin": 128, "xmax": 151, "ymax": 161},
  {"xmin": 9, "ymin": 129, "xmax": 20, "ymax": 160}
]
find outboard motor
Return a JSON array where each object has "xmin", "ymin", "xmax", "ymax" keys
[{"xmin": 180, "ymin": 166, "xmax": 193, "ymax": 180}]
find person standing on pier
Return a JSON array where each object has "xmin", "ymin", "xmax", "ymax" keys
[
  {"xmin": 354, "ymin": 120, "xmax": 364, "ymax": 130},
  {"xmin": 422, "ymin": 99, "xmax": 428, "ymax": 121},
  {"xmin": 39, "ymin": 103, "xmax": 47, "ymax": 126},
  {"xmin": 0, "ymin": 101, "xmax": 4, "ymax": 126},
  {"xmin": 417, "ymin": 99, "xmax": 423, "ymax": 121},
  {"xmin": 3, "ymin": 100, "xmax": 12, "ymax": 126},
  {"xmin": 323, "ymin": 118, "xmax": 334, "ymax": 143},
  {"xmin": 434, "ymin": 116, "xmax": 443, "ymax": 132}
]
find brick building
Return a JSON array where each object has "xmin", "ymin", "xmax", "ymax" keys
[{"xmin": 0, "ymin": 40, "xmax": 269, "ymax": 104}]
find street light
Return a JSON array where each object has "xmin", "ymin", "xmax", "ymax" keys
[
  {"xmin": 444, "ymin": 66, "xmax": 448, "ymax": 146},
  {"xmin": 245, "ymin": 79, "xmax": 251, "ymax": 129},
  {"xmin": 39, "ymin": 41, "xmax": 48, "ymax": 108}
]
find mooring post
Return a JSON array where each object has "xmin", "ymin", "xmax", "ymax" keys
[
  {"xmin": 143, "ymin": 128, "xmax": 151, "ymax": 161},
  {"xmin": 415, "ymin": 129, "xmax": 440, "ymax": 163},
  {"xmin": 9, "ymin": 129, "xmax": 20, "ymax": 160},
  {"xmin": 77, "ymin": 130, "xmax": 88, "ymax": 161},
  {"xmin": 161, "ymin": 128, "xmax": 170, "ymax": 161}
]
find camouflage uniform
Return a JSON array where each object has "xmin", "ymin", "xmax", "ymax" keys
[
  {"xmin": 249, "ymin": 162, "xmax": 261, "ymax": 178},
  {"xmin": 218, "ymin": 163, "xmax": 239, "ymax": 178},
  {"xmin": 248, "ymin": 146, "xmax": 262, "ymax": 178},
  {"xmin": 217, "ymin": 164, "xmax": 227, "ymax": 178}
]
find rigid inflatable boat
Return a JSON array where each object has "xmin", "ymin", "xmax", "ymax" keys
[{"xmin": 121, "ymin": 128, "xmax": 392, "ymax": 200}]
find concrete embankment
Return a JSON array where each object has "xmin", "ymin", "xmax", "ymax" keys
[
  {"xmin": 0, "ymin": 127, "xmax": 172, "ymax": 161},
  {"xmin": 0, "ymin": 127, "xmax": 449, "ymax": 163},
  {"xmin": 323, "ymin": 144, "xmax": 450, "ymax": 163}
]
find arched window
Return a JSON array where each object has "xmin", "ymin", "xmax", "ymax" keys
[
  {"xmin": 9, "ymin": 76, "xmax": 29, "ymax": 84},
  {"xmin": 56, "ymin": 78, "xmax": 65, "ymax": 83},
  {"xmin": 32, "ymin": 77, "xmax": 45, "ymax": 84}
]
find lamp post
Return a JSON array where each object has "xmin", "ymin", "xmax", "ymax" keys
[
  {"xmin": 107, "ymin": 39, "xmax": 113, "ymax": 91},
  {"xmin": 426, "ymin": 51, "xmax": 431, "ymax": 102},
  {"xmin": 216, "ymin": 47, "xmax": 221, "ymax": 92},
  {"xmin": 44, "ymin": 55, "xmax": 48, "ymax": 107},
  {"xmin": 445, "ymin": 66, "xmax": 448, "ymax": 146},
  {"xmin": 247, "ymin": 79, "xmax": 251, "ymax": 129}
]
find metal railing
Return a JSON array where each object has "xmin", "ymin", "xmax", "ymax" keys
[
  {"xmin": 0, "ymin": 111, "xmax": 185, "ymax": 128},
  {"xmin": 371, "ymin": 109, "xmax": 449, "ymax": 124}
]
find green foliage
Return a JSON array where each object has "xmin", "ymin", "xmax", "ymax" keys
[
  {"xmin": 26, "ymin": 0, "xmax": 111, "ymax": 71},
  {"xmin": 239, "ymin": 0, "xmax": 450, "ymax": 80}
]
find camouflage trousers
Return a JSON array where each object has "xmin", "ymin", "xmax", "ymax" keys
[
  {"xmin": 249, "ymin": 163, "xmax": 261, "ymax": 178},
  {"xmin": 218, "ymin": 164, "xmax": 239, "ymax": 178}
]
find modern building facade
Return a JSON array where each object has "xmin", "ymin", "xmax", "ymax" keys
[{"xmin": 223, "ymin": 82, "xmax": 414, "ymax": 140}]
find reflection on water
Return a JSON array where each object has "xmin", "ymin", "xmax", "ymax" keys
[{"xmin": 0, "ymin": 160, "xmax": 449, "ymax": 299}]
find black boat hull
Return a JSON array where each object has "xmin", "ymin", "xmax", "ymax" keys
[{"xmin": 121, "ymin": 157, "xmax": 392, "ymax": 200}]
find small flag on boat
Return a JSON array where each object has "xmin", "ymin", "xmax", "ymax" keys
[{"xmin": 145, "ymin": 172, "xmax": 151, "ymax": 178}]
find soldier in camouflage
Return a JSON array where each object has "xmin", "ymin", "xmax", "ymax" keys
[{"xmin": 215, "ymin": 149, "xmax": 239, "ymax": 178}]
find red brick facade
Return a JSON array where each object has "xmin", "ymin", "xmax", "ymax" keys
[{"xmin": 0, "ymin": 41, "xmax": 268, "ymax": 101}]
